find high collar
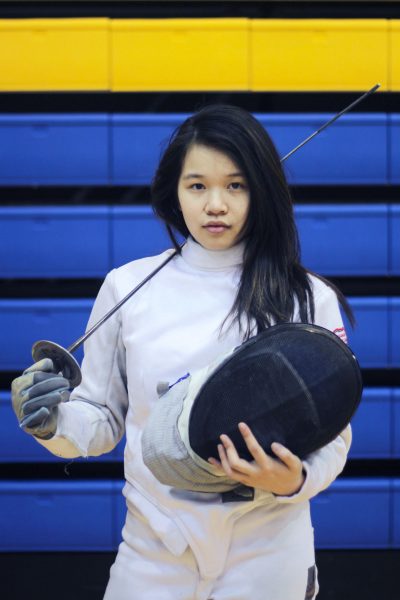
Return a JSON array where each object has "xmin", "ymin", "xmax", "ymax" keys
[{"xmin": 180, "ymin": 236, "xmax": 244, "ymax": 271}]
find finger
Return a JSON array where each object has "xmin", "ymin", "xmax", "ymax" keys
[
  {"xmin": 220, "ymin": 434, "xmax": 243, "ymax": 466},
  {"xmin": 238, "ymin": 422, "xmax": 269, "ymax": 466},
  {"xmin": 11, "ymin": 370, "xmax": 67, "ymax": 400},
  {"xmin": 28, "ymin": 375, "xmax": 70, "ymax": 400},
  {"xmin": 217, "ymin": 444, "xmax": 252, "ymax": 485},
  {"xmin": 207, "ymin": 456, "xmax": 224, "ymax": 472},
  {"xmin": 11, "ymin": 373, "xmax": 35, "ymax": 398},
  {"xmin": 271, "ymin": 442, "xmax": 301, "ymax": 470},
  {"xmin": 20, "ymin": 406, "xmax": 50, "ymax": 429},
  {"xmin": 24, "ymin": 358, "xmax": 58, "ymax": 375},
  {"xmin": 219, "ymin": 435, "xmax": 254, "ymax": 476},
  {"xmin": 217, "ymin": 443, "xmax": 235, "ymax": 476},
  {"xmin": 22, "ymin": 391, "xmax": 67, "ymax": 416}
]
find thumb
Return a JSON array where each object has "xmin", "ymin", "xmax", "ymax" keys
[
  {"xmin": 20, "ymin": 406, "xmax": 50, "ymax": 430},
  {"xmin": 24, "ymin": 358, "xmax": 57, "ymax": 375}
]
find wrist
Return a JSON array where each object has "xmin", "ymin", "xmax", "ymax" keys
[
  {"xmin": 274, "ymin": 468, "xmax": 306, "ymax": 497},
  {"xmin": 291, "ymin": 468, "xmax": 306, "ymax": 495}
]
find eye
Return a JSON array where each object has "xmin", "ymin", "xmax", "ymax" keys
[
  {"xmin": 190, "ymin": 183, "xmax": 205, "ymax": 191},
  {"xmin": 228, "ymin": 182, "xmax": 246, "ymax": 191}
]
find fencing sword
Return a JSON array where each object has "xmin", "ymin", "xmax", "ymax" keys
[{"xmin": 31, "ymin": 83, "xmax": 381, "ymax": 388}]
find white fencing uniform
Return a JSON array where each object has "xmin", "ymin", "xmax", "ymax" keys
[{"xmin": 37, "ymin": 237, "xmax": 351, "ymax": 600}]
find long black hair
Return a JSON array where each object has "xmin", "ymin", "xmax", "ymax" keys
[{"xmin": 151, "ymin": 104, "xmax": 354, "ymax": 338}]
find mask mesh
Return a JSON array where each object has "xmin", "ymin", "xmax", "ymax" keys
[{"xmin": 188, "ymin": 324, "xmax": 362, "ymax": 461}]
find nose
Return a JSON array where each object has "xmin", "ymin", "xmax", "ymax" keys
[{"xmin": 205, "ymin": 189, "xmax": 228, "ymax": 215}]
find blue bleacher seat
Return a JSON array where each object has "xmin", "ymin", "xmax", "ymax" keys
[
  {"xmin": 0, "ymin": 297, "xmax": 397, "ymax": 372},
  {"xmin": 0, "ymin": 113, "xmax": 390, "ymax": 186},
  {"xmin": 345, "ymin": 298, "xmax": 391, "ymax": 368},
  {"xmin": 391, "ymin": 205, "xmax": 400, "ymax": 274},
  {"xmin": 3, "ymin": 388, "xmax": 398, "ymax": 462},
  {"xmin": 113, "ymin": 113, "xmax": 388, "ymax": 186},
  {"xmin": 256, "ymin": 113, "xmax": 388, "ymax": 185},
  {"xmin": 390, "ymin": 115, "xmax": 400, "ymax": 184},
  {"xmin": 0, "ymin": 114, "xmax": 109, "ymax": 185},
  {"xmin": 0, "ymin": 299, "xmax": 93, "ymax": 370},
  {"xmin": 0, "ymin": 480, "xmax": 117, "ymax": 551},
  {"xmin": 0, "ymin": 390, "xmax": 62, "ymax": 462},
  {"xmin": 391, "ymin": 298, "xmax": 400, "ymax": 366},
  {"xmin": 394, "ymin": 390, "xmax": 400, "ymax": 459},
  {"xmin": 111, "ymin": 205, "xmax": 173, "ymax": 268},
  {"xmin": 311, "ymin": 479, "xmax": 391, "ymax": 549},
  {"xmin": 258, "ymin": 113, "xmax": 388, "ymax": 185},
  {"xmin": 0, "ymin": 206, "xmax": 110, "ymax": 278},
  {"xmin": 2, "ymin": 386, "xmax": 395, "ymax": 463},
  {"xmin": 0, "ymin": 478, "xmax": 395, "ymax": 551},
  {"xmin": 0, "ymin": 390, "xmax": 123, "ymax": 463},
  {"xmin": 295, "ymin": 204, "xmax": 389, "ymax": 276},
  {"xmin": 111, "ymin": 114, "xmax": 186, "ymax": 185},
  {"xmin": 0, "ymin": 204, "xmax": 395, "ymax": 278},
  {"xmin": 349, "ymin": 388, "xmax": 392, "ymax": 459}
]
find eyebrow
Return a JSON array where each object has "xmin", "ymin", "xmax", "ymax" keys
[{"xmin": 182, "ymin": 172, "xmax": 245, "ymax": 180}]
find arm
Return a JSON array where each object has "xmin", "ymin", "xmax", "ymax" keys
[
  {"xmin": 36, "ymin": 269, "xmax": 128, "ymax": 459},
  {"xmin": 274, "ymin": 282, "xmax": 352, "ymax": 503},
  {"xmin": 277, "ymin": 280, "xmax": 352, "ymax": 503},
  {"xmin": 209, "ymin": 282, "xmax": 352, "ymax": 500},
  {"xmin": 273, "ymin": 424, "xmax": 351, "ymax": 503}
]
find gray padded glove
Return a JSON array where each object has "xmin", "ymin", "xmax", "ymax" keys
[{"xmin": 11, "ymin": 358, "xmax": 70, "ymax": 440}]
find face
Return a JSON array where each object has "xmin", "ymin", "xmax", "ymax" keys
[{"xmin": 177, "ymin": 144, "xmax": 250, "ymax": 250}]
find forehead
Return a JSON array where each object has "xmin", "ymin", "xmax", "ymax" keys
[{"xmin": 180, "ymin": 144, "xmax": 242, "ymax": 176}]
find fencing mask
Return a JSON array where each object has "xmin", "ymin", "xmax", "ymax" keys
[{"xmin": 142, "ymin": 323, "xmax": 362, "ymax": 493}]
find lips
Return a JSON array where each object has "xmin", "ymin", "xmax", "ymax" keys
[
  {"xmin": 203, "ymin": 221, "xmax": 230, "ymax": 229},
  {"xmin": 203, "ymin": 221, "xmax": 230, "ymax": 233}
]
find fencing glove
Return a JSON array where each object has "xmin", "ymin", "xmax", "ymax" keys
[{"xmin": 11, "ymin": 358, "xmax": 70, "ymax": 439}]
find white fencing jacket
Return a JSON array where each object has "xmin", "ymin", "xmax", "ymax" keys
[{"xmin": 38, "ymin": 237, "xmax": 351, "ymax": 579}]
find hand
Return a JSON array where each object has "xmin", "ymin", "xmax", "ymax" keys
[
  {"xmin": 11, "ymin": 358, "xmax": 70, "ymax": 440},
  {"xmin": 208, "ymin": 422, "xmax": 305, "ymax": 496}
]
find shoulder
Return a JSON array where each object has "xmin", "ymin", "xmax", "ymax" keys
[
  {"xmin": 104, "ymin": 248, "xmax": 177, "ymax": 299},
  {"xmin": 307, "ymin": 273, "xmax": 338, "ymax": 306},
  {"xmin": 114, "ymin": 248, "xmax": 177, "ymax": 281},
  {"xmin": 307, "ymin": 273, "xmax": 346, "ymax": 333}
]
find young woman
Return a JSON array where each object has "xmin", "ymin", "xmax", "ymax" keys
[{"xmin": 12, "ymin": 105, "xmax": 353, "ymax": 600}]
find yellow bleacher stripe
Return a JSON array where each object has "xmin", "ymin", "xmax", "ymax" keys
[
  {"xmin": 0, "ymin": 18, "xmax": 394, "ymax": 92},
  {"xmin": 250, "ymin": 19, "xmax": 388, "ymax": 91},
  {"xmin": 111, "ymin": 18, "xmax": 249, "ymax": 91},
  {"xmin": 390, "ymin": 21, "xmax": 400, "ymax": 91},
  {"xmin": 0, "ymin": 18, "xmax": 109, "ymax": 91}
]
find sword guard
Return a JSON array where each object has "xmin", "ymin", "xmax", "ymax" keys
[{"xmin": 32, "ymin": 340, "xmax": 82, "ymax": 388}]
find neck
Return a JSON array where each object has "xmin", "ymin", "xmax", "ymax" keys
[{"xmin": 181, "ymin": 236, "xmax": 245, "ymax": 271}]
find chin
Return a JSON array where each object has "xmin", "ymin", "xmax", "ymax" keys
[
  {"xmin": 201, "ymin": 238, "xmax": 235, "ymax": 251},
  {"xmin": 190, "ymin": 229, "xmax": 238, "ymax": 250}
]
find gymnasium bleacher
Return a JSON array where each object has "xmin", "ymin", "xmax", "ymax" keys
[{"xmin": 0, "ymin": 2, "xmax": 399, "ymax": 599}]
